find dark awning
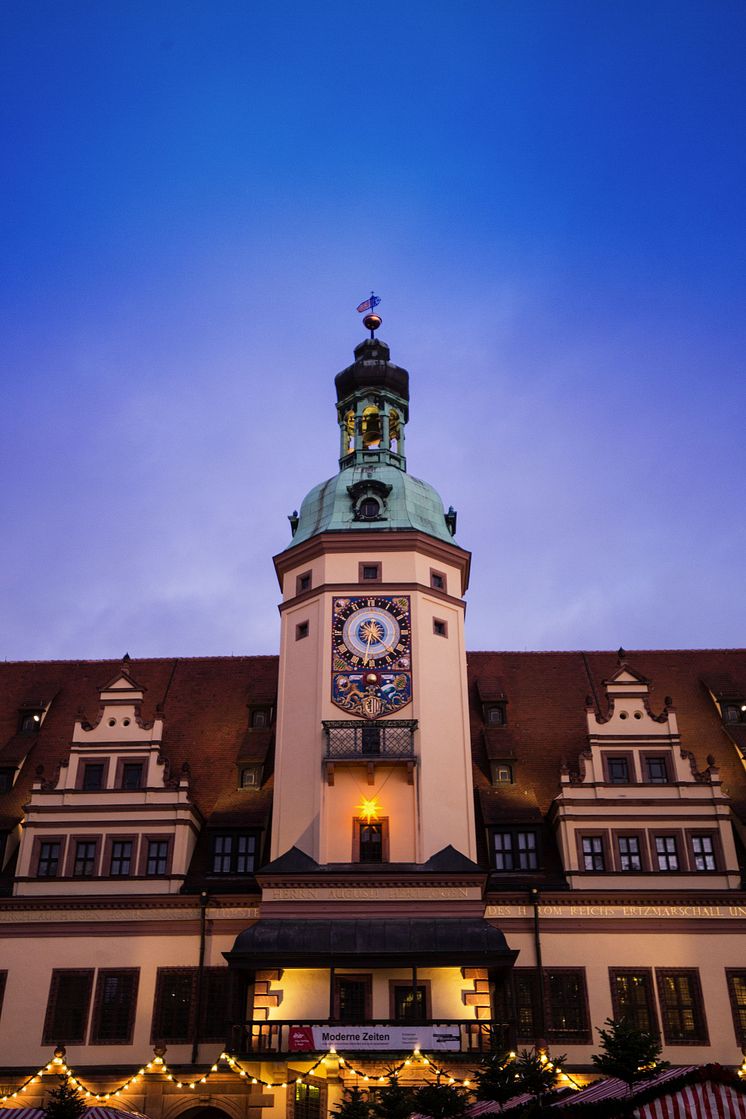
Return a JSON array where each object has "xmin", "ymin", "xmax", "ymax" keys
[{"xmin": 225, "ymin": 918, "xmax": 516, "ymax": 968}]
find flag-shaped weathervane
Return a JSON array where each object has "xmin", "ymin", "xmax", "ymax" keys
[{"xmin": 356, "ymin": 292, "xmax": 381, "ymax": 314}]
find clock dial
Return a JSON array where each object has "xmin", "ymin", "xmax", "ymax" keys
[{"xmin": 331, "ymin": 596, "xmax": 412, "ymax": 719}]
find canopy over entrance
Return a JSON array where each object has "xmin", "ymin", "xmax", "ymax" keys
[{"xmin": 225, "ymin": 917, "xmax": 516, "ymax": 968}]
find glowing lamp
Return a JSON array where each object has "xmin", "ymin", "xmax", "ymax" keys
[{"xmin": 357, "ymin": 798, "xmax": 381, "ymax": 822}]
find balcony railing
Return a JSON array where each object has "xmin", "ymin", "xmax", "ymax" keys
[
  {"xmin": 230, "ymin": 1019, "xmax": 511, "ymax": 1056},
  {"xmin": 323, "ymin": 720, "xmax": 417, "ymax": 761}
]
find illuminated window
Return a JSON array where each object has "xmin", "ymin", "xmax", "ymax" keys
[
  {"xmin": 492, "ymin": 763, "xmax": 513, "ymax": 785},
  {"xmin": 292, "ymin": 1082, "xmax": 322, "ymax": 1119},
  {"xmin": 19, "ymin": 710, "xmax": 43, "ymax": 734},
  {"xmin": 610, "ymin": 970, "xmax": 658, "ymax": 1033},
  {"xmin": 656, "ymin": 969, "xmax": 707, "ymax": 1043},
  {"xmin": 393, "ymin": 984, "xmax": 427, "ymax": 1022},
  {"xmin": 726, "ymin": 971, "xmax": 746, "ymax": 1046},
  {"xmin": 240, "ymin": 765, "xmax": 263, "ymax": 788}
]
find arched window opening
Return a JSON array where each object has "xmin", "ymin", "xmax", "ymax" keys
[
  {"xmin": 389, "ymin": 409, "xmax": 401, "ymax": 452},
  {"xmin": 361, "ymin": 405, "xmax": 382, "ymax": 449}
]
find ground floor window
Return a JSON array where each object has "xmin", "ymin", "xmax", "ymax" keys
[
  {"xmin": 496, "ymin": 968, "xmax": 590, "ymax": 1044},
  {"xmin": 335, "ymin": 975, "xmax": 371, "ymax": 1022},
  {"xmin": 152, "ymin": 967, "xmax": 231, "ymax": 1044},
  {"xmin": 43, "ymin": 969, "xmax": 94, "ymax": 1044},
  {"xmin": 90, "ymin": 969, "xmax": 139, "ymax": 1044},
  {"xmin": 291, "ymin": 1082, "xmax": 322, "ymax": 1119},
  {"xmin": 656, "ymin": 969, "xmax": 708, "ymax": 1044},
  {"xmin": 390, "ymin": 981, "xmax": 430, "ymax": 1022},
  {"xmin": 726, "ymin": 970, "xmax": 746, "ymax": 1046},
  {"xmin": 610, "ymin": 969, "xmax": 658, "ymax": 1034}
]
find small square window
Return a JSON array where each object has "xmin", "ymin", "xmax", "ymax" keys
[
  {"xmin": 645, "ymin": 756, "xmax": 669, "ymax": 784},
  {"xmin": 82, "ymin": 763, "xmax": 105, "ymax": 791},
  {"xmin": 430, "ymin": 570, "xmax": 446, "ymax": 591},
  {"xmin": 359, "ymin": 562, "xmax": 381, "ymax": 582},
  {"xmin": 296, "ymin": 571, "xmax": 312, "ymax": 594},
  {"xmin": 121, "ymin": 763, "xmax": 143, "ymax": 791},
  {"xmin": 433, "ymin": 618, "xmax": 448, "ymax": 638},
  {"xmin": 607, "ymin": 757, "xmax": 630, "ymax": 784},
  {"xmin": 296, "ymin": 620, "xmax": 309, "ymax": 640}
]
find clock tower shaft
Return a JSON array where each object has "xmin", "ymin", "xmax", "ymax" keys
[{"xmin": 271, "ymin": 332, "xmax": 476, "ymax": 867}]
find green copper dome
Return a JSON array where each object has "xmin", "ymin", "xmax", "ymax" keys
[
  {"xmin": 285, "ymin": 331, "xmax": 457, "ymax": 549},
  {"xmin": 290, "ymin": 463, "xmax": 456, "ymax": 546}
]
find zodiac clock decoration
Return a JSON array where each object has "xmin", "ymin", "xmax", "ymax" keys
[{"xmin": 331, "ymin": 595, "xmax": 412, "ymax": 718}]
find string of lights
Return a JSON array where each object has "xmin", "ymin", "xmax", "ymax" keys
[
  {"xmin": 0, "ymin": 1044, "xmax": 509, "ymax": 1100},
  {"xmin": 0, "ymin": 1044, "xmax": 709, "ymax": 1102}
]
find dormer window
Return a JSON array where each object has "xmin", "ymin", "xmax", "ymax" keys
[
  {"xmin": 250, "ymin": 706, "xmax": 272, "ymax": 729},
  {"xmin": 19, "ymin": 710, "xmax": 43, "ymax": 734},
  {"xmin": 491, "ymin": 762, "xmax": 513, "ymax": 785},
  {"xmin": 240, "ymin": 765, "xmax": 263, "ymax": 789},
  {"xmin": 723, "ymin": 702, "xmax": 746, "ymax": 723},
  {"xmin": 0, "ymin": 767, "xmax": 16, "ymax": 793},
  {"xmin": 485, "ymin": 704, "xmax": 506, "ymax": 726},
  {"xmin": 358, "ymin": 496, "xmax": 381, "ymax": 520}
]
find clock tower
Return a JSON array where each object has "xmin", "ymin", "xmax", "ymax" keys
[{"xmin": 271, "ymin": 323, "xmax": 476, "ymax": 866}]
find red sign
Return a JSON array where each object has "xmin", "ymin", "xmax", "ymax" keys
[{"xmin": 288, "ymin": 1026, "xmax": 316, "ymax": 1052}]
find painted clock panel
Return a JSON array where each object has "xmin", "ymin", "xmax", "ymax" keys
[{"xmin": 331, "ymin": 595, "xmax": 412, "ymax": 719}]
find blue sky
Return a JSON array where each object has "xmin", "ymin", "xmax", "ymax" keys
[{"xmin": 2, "ymin": 1, "xmax": 745, "ymax": 659}]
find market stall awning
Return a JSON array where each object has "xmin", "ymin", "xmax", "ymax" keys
[{"xmin": 226, "ymin": 917, "xmax": 517, "ymax": 968}]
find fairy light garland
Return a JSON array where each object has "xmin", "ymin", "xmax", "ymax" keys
[{"xmin": 0, "ymin": 1042, "xmax": 644, "ymax": 1100}]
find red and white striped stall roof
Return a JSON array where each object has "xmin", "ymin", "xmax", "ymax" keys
[
  {"xmin": 548, "ymin": 1066, "xmax": 698, "ymax": 1107},
  {"xmin": 635, "ymin": 1080, "xmax": 746, "ymax": 1119}
]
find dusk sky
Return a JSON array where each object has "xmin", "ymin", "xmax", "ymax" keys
[{"xmin": 2, "ymin": 1, "xmax": 745, "ymax": 661}]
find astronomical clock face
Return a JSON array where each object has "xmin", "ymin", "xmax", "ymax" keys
[{"xmin": 331, "ymin": 596, "xmax": 412, "ymax": 719}]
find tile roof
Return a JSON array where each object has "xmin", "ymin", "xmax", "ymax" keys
[{"xmin": 1, "ymin": 648, "xmax": 746, "ymax": 884}]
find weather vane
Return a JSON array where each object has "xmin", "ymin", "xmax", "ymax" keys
[{"xmin": 356, "ymin": 291, "xmax": 382, "ymax": 338}]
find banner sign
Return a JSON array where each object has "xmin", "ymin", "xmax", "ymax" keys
[{"xmin": 288, "ymin": 1024, "xmax": 461, "ymax": 1052}]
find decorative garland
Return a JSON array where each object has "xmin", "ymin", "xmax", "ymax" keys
[{"xmin": 0, "ymin": 1045, "xmax": 519, "ymax": 1101}]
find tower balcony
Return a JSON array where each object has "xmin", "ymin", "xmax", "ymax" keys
[{"xmin": 322, "ymin": 720, "xmax": 417, "ymax": 785}]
